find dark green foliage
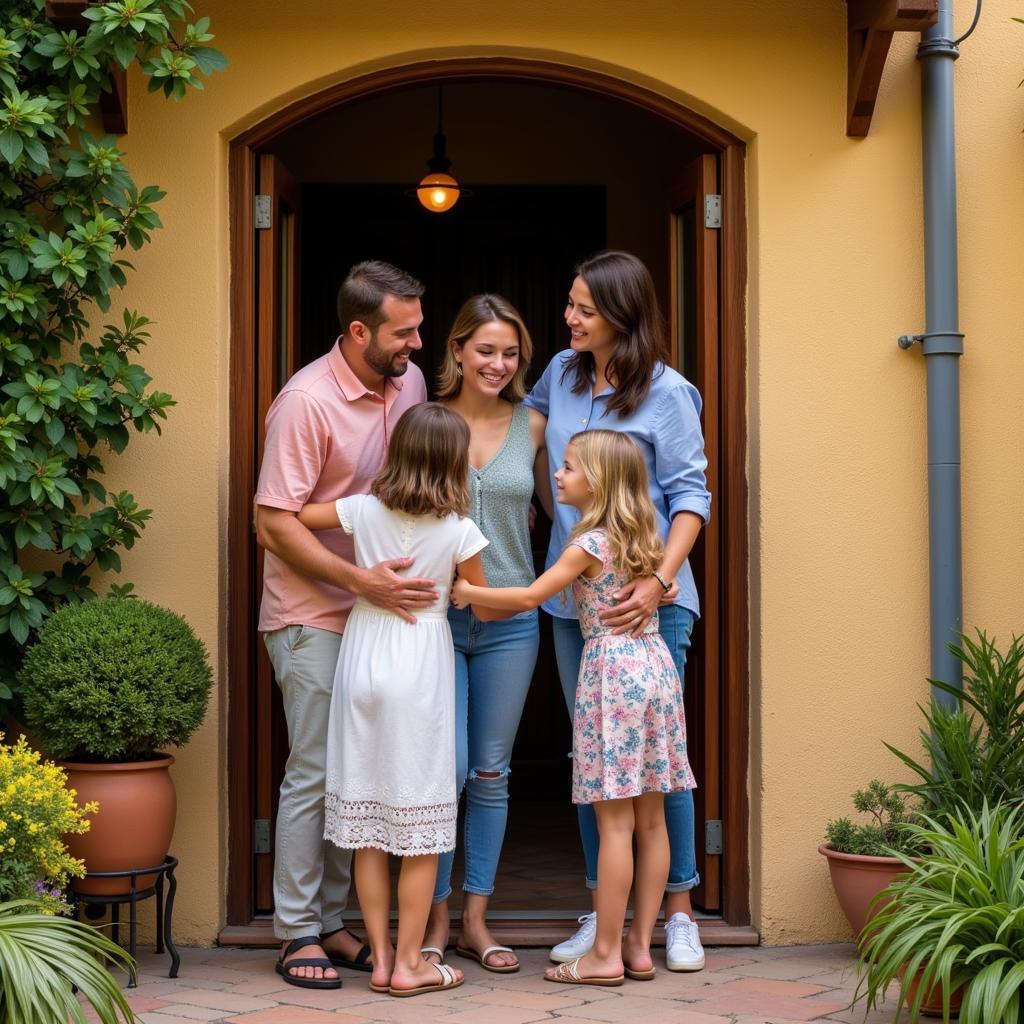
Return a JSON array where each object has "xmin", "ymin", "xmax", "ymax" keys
[
  {"xmin": 825, "ymin": 779, "xmax": 921, "ymax": 857},
  {"xmin": 886, "ymin": 632, "xmax": 1024, "ymax": 817},
  {"xmin": 856, "ymin": 802, "xmax": 1024, "ymax": 1024},
  {"xmin": 0, "ymin": 0, "xmax": 225, "ymax": 710},
  {"xmin": 19, "ymin": 597, "xmax": 212, "ymax": 761}
]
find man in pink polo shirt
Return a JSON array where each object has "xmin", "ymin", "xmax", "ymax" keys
[{"xmin": 255, "ymin": 262, "xmax": 435, "ymax": 989}]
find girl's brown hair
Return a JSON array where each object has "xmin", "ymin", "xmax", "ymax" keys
[
  {"xmin": 436, "ymin": 293, "xmax": 533, "ymax": 402},
  {"xmin": 371, "ymin": 403, "xmax": 471, "ymax": 518},
  {"xmin": 567, "ymin": 430, "xmax": 663, "ymax": 579},
  {"xmin": 560, "ymin": 250, "xmax": 669, "ymax": 419}
]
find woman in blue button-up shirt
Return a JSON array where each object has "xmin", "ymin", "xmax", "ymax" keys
[{"xmin": 525, "ymin": 250, "xmax": 712, "ymax": 974}]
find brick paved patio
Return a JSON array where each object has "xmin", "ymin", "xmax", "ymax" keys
[{"xmin": 104, "ymin": 943, "xmax": 904, "ymax": 1024}]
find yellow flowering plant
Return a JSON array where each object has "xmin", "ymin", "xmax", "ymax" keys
[{"xmin": 0, "ymin": 733, "xmax": 96, "ymax": 913}]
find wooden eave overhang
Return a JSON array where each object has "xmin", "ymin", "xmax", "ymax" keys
[{"xmin": 846, "ymin": 0, "xmax": 938, "ymax": 136}]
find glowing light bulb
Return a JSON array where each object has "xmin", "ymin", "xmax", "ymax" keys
[{"xmin": 416, "ymin": 172, "xmax": 460, "ymax": 213}]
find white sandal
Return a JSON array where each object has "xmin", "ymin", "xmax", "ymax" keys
[
  {"xmin": 545, "ymin": 956, "xmax": 624, "ymax": 987},
  {"xmin": 389, "ymin": 961, "xmax": 463, "ymax": 997}
]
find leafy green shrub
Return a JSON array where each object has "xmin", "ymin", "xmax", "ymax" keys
[
  {"xmin": 887, "ymin": 632, "xmax": 1024, "ymax": 817},
  {"xmin": 856, "ymin": 802, "xmax": 1024, "ymax": 1024},
  {"xmin": 0, "ymin": 898, "xmax": 135, "ymax": 1023},
  {"xmin": 0, "ymin": 0, "xmax": 225, "ymax": 712},
  {"xmin": 19, "ymin": 597, "xmax": 212, "ymax": 761},
  {"xmin": 825, "ymin": 779, "xmax": 921, "ymax": 857}
]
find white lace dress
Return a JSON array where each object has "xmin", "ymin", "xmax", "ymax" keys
[{"xmin": 324, "ymin": 494, "xmax": 488, "ymax": 856}]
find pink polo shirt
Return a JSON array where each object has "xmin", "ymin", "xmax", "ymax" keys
[{"xmin": 255, "ymin": 341, "xmax": 427, "ymax": 634}]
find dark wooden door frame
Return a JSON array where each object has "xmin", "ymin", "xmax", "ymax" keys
[{"xmin": 226, "ymin": 56, "xmax": 750, "ymax": 935}]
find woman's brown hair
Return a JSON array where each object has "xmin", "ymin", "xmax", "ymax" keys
[
  {"xmin": 371, "ymin": 403, "xmax": 471, "ymax": 518},
  {"xmin": 436, "ymin": 293, "xmax": 533, "ymax": 402},
  {"xmin": 567, "ymin": 430, "xmax": 664, "ymax": 579},
  {"xmin": 560, "ymin": 250, "xmax": 669, "ymax": 418}
]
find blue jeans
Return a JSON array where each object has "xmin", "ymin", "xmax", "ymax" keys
[
  {"xmin": 434, "ymin": 606, "xmax": 539, "ymax": 901},
  {"xmin": 551, "ymin": 606, "xmax": 700, "ymax": 893}
]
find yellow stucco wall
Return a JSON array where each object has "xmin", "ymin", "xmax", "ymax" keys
[{"xmin": 101, "ymin": 0, "xmax": 1024, "ymax": 944}]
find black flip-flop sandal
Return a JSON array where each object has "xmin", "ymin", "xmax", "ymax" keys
[
  {"xmin": 321, "ymin": 926, "xmax": 373, "ymax": 973},
  {"xmin": 276, "ymin": 935, "xmax": 342, "ymax": 989}
]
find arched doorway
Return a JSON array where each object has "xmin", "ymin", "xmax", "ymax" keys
[{"xmin": 225, "ymin": 57, "xmax": 751, "ymax": 944}]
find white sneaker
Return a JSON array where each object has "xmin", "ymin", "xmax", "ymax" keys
[
  {"xmin": 665, "ymin": 912, "xmax": 705, "ymax": 971},
  {"xmin": 549, "ymin": 912, "xmax": 597, "ymax": 963}
]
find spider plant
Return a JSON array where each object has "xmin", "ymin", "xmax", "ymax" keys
[
  {"xmin": 0, "ymin": 899, "xmax": 136, "ymax": 1024},
  {"xmin": 855, "ymin": 802, "xmax": 1024, "ymax": 1023}
]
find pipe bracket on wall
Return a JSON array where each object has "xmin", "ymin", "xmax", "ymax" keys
[{"xmin": 897, "ymin": 331, "xmax": 964, "ymax": 355}]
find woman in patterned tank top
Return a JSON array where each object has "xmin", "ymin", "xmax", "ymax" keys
[{"xmin": 420, "ymin": 295, "xmax": 547, "ymax": 973}]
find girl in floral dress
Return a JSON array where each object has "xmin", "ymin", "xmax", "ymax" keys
[{"xmin": 452, "ymin": 429, "xmax": 695, "ymax": 987}]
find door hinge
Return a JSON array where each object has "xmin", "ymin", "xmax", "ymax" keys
[
  {"xmin": 704, "ymin": 194, "xmax": 722, "ymax": 229},
  {"xmin": 254, "ymin": 818, "xmax": 271, "ymax": 854},
  {"xmin": 254, "ymin": 194, "xmax": 272, "ymax": 230},
  {"xmin": 705, "ymin": 819, "xmax": 723, "ymax": 855}
]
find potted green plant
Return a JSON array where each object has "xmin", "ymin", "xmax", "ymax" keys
[
  {"xmin": 18, "ymin": 597, "xmax": 212, "ymax": 895},
  {"xmin": 0, "ymin": 898, "xmax": 136, "ymax": 1023},
  {"xmin": 855, "ymin": 802, "xmax": 1024, "ymax": 1023},
  {"xmin": 887, "ymin": 632, "xmax": 1024, "ymax": 816},
  {"xmin": 819, "ymin": 779, "xmax": 920, "ymax": 935}
]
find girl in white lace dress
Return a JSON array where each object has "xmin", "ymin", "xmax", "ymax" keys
[{"xmin": 297, "ymin": 403, "xmax": 490, "ymax": 998}]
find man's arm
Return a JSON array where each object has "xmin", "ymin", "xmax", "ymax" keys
[{"xmin": 255, "ymin": 505, "xmax": 438, "ymax": 621}]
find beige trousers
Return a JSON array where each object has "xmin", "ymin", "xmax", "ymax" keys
[{"xmin": 263, "ymin": 624, "xmax": 352, "ymax": 939}]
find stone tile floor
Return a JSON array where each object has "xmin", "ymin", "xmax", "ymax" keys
[{"xmin": 94, "ymin": 943, "xmax": 906, "ymax": 1024}]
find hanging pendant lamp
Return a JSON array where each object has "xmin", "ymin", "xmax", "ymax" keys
[{"xmin": 414, "ymin": 86, "xmax": 466, "ymax": 213}]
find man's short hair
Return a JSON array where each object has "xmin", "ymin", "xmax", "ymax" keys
[{"xmin": 336, "ymin": 261, "xmax": 425, "ymax": 334}]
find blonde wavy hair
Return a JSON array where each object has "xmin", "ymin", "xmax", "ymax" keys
[
  {"xmin": 436, "ymin": 293, "xmax": 533, "ymax": 402},
  {"xmin": 371, "ymin": 403, "xmax": 470, "ymax": 518},
  {"xmin": 567, "ymin": 430, "xmax": 663, "ymax": 578}
]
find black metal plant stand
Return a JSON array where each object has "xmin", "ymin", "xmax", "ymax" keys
[{"xmin": 71, "ymin": 855, "xmax": 180, "ymax": 987}]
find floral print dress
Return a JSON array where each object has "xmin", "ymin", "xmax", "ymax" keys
[{"xmin": 569, "ymin": 529, "xmax": 696, "ymax": 804}]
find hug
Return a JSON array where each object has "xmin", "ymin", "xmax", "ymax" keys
[{"xmin": 253, "ymin": 251, "xmax": 711, "ymax": 996}]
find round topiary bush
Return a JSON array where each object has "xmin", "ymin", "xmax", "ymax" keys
[{"xmin": 18, "ymin": 598, "xmax": 213, "ymax": 763}]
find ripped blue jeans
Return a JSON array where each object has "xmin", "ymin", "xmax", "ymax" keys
[{"xmin": 433, "ymin": 606, "xmax": 539, "ymax": 900}]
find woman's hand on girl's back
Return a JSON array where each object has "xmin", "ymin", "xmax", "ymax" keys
[{"xmin": 600, "ymin": 575, "xmax": 663, "ymax": 637}]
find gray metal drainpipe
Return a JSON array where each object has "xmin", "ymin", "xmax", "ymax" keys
[{"xmin": 899, "ymin": 0, "xmax": 971, "ymax": 705}]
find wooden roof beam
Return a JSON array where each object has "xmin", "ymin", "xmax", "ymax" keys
[
  {"xmin": 847, "ymin": 0, "xmax": 938, "ymax": 137},
  {"xmin": 43, "ymin": 0, "xmax": 127, "ymax": 134}
]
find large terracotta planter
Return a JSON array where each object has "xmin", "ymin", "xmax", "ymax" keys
[
  {"xmin": 62, "ymin": 755, "xmax": 176, "ymax": 896},
  {"xmin": 818, "ymin": 843, "xmax": 911, "ymax": 937},
  {"xmin": 901, "ymin": 965, "xmax": 963, "ymax": 1018}
]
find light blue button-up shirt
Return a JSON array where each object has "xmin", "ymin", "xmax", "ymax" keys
[{"xmin": 524, "ymin": 350, "xmax": 711, "ymax": 620}]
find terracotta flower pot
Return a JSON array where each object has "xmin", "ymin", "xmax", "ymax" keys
[
  {"xmin": 818, "ymin": 842, "xmax": 911, "ymax": 936},
  {"xmin": 901, "ymin": 965, "xmax": 963, "ymax": 1018},
  {"xmin": 62, "ymin": 755, "xmax": 176, "ymax": 896}
]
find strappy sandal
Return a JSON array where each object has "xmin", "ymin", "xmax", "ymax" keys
[
  {"xmin": 545, "ymin": 956, "xmax": 624, "ymax": 987},
  {"xmin": 320, "ymin": 926, "xmax": 372, "ymax": 972},
  {"xmin": 454, "ymin": 943, "xmax": 520, "ymax": 974},
  {"xmin": 275, "ymin": 935, "xmax": 342, "ymax": 989},
  {"xmin": 420, "ymin": 945, "xmax": 446, "ymax": 964},
  {"xmin": 388, "ymin": 961, "xmax": 464, "ymax": 997}
]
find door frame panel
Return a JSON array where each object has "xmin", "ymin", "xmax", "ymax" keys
[{"xmin": 226, "ymin": 56, "xmax": 750, "ymax": 933}]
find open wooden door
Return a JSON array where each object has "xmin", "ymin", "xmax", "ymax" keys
[
  {"xmin": 252, "ymin": 153, "xmax": 302, "ymax": 914},
  {"xmin": 667, "ymin": 153, "xmax": 722, "ymax": 913}
]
